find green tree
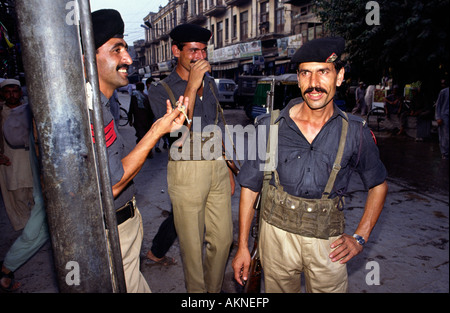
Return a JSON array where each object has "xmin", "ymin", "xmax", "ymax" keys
[{"xmin": 314, "ymin": 0, "xmax": 449, "ymax": 91}]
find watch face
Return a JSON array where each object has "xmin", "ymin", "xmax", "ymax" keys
[{"xmin": 353, "ymin": 234, "xmax": 365, "ymax": 245}]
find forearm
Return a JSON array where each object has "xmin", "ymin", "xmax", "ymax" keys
[
  {"xmin": 237, "ymin": 187, "xmax": 260, "ymax": 249},
  {"xmin": 232, "ymin": 186, "xmax": 260, "ymax": 284},
  {"xmin": 354, "ymin": 181, "xmax": 388, "ymax": 242},
  {"xmin": 112, "ymin": 125, "xmax": 161, "ymax": 197}
]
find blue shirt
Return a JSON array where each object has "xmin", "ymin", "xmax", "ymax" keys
[
  {"xmin": 100, "ymin": 93, "xmax": 135, "ymax": 209},
  {"xmin": 148, "ymin": 70, "xmax": 222, "ymax": 130},
  {"xmin": 237, "ymin": 99, "xmax": 387, "ymax": 199}
]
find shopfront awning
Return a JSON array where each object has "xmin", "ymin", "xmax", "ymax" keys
[{"xmin": 211, "ymin": 61, "xmax": 239, "ymax": 71}]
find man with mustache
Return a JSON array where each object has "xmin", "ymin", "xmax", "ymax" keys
[
  {"xmin": 92, "ymin": 9, "xmax": 189, "ymax": 292},
  {"xmin": 233, "ymin": 37, "xmax": 388, "ymax": 293},
  {"xmin": 148, "ymin": 24, "xmax": 234, "ymax": 293}
]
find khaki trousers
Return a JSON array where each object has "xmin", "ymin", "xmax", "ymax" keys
[
  {"xmin": 260, "ymin": 220, "xmax": 348, "ymax": 293},
  {"xmin": 168, "ymin": 160, "xmax": 233, "ymax": 293},
  {"xmin": 118, "ymin": 207, "xmax": 151, "ymax": 293}
]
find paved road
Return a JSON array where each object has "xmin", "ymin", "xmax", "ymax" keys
[{"xmin": 1, "ymin": 93, "xmax": 448, "ymax": 295}]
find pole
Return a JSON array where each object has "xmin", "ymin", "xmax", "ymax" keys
[
  {"xmin": 78, "ymin": 0, "xmax": 127, "ymax": 293},
  {"xmin": 15, "ymin": 0, "xmax": 115, "ymax": 292}
]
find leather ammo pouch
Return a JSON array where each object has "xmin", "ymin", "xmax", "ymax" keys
[{"xmin": 261, "ymin": 113, "xmax": 349, "ymax": 240}]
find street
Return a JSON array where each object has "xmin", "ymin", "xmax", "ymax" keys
[{"xmin": 0, "ymin": 92, "xmax": 448, "ymax": 294}]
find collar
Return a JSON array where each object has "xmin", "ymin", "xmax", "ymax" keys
[
  {"xmin": 276, "ymin": 100, "xmax": 349, "ymax": 124},
  {"xmin": 100, "ymin": 92, "xmax": 109, "ymax": 106}
]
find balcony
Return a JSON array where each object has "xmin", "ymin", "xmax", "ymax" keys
[
  {"xmin": 187, "ymin": 13, "xmax": 207, "ymax": 24},
  {"xmin": 204, "ymin": 5, "xmax": 226, "ymax": 17},
  {"xmin": 283, "ymin": 0, "xmax": 312, "ymax": 6},
  {"xmin": 158, "ymin": 32, "xmax": 170, "ymax": 41},
  {"xmin": 205, "ymin": 0, "xmax": 227, "ymax": 16},
  {"xmin": 225, "ymin": 0, "xmax": 251, "ymax": 6},
  {"xmin": 293, "ymin": 12, "xmax": 321, "ymax": 24}
]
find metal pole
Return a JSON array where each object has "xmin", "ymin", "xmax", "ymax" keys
[
  {"xmin": 15, "ymin": 0, "xmax": 114, "ymax": 292},
  {"xmin": 78, "ymin": 0, "xmax": 127, "ymax": 293}
]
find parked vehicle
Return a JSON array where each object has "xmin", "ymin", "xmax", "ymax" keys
[
  {"xmin": 214, "ymin": 78, "xmax": 237, "ymax": 108},
  {"xmin": 236, "ymin": 75, "xmax": 265, "ymax": 109},
  {"xmin": 246, "ymin": 73, "xmax": 302, "ymax": 120}
]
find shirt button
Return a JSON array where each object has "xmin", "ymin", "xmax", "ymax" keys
[{"xmin": 307, "ymin": 207, "xmax": 313, "ymax": 212}]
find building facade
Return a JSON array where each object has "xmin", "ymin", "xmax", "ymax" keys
[{"xmin": 138, "ymin": 0, "xmax": 324, "ymax": 80}]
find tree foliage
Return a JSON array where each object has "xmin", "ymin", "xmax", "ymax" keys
[{"xmin": 314, "ymin": 0, "xmax": 449, "ymax": 89}]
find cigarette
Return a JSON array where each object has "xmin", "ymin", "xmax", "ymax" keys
[{"xmin": 176, "ymin": 101, "xmax": 191, "ymax": 124}]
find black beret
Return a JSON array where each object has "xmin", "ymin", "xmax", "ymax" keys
[
  {"xmin": 92, "ymin": 9, "xmax": 124, "ymax": 49},
  {"xmin": 291, "ymin": 37, "xmax": 345, "ymax": 64},
  {"xmin": 170, "ymin": 24, "xmax": 212, "ymax": 43}
]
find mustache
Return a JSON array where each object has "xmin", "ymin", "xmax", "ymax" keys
[
  {"xmin": 116, "ymin": 64, "xmax": 129, "ymax": 71},
  {"xmin": 304, "ymin": 87, "xmax": 327, "ymax": 94}
]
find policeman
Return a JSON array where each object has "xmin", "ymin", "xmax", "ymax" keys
[
  {"xmin": 148, "ymin": 23, "xmax": 234, "ymax": 293},
  {"xmin": 91, "ymin": 9, "xmax": 189, "ymax": 292},
  {"xmin": 232, "ymin": 37, "xmax": 388, "ymax": 293}
]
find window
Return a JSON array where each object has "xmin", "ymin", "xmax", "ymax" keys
[
  {"xmin": 225, "ymin": 18, "xmax": 229, "ymax": 42},
  {"xmin": 217, "ymin": 21, "xmax": 223, "ymax": 48},
  {"xmin": 300, "ymin": 6, "xmax": 308, "ymax": 16},
  {"xmin": 308, "ymin": 23, "xmax": 315, "ymax": 41},
  {"xmin": 240, "ymin": 11, "xmax": 248, "ymax": 40},
  {"xmin": 232, "ymin": 15, "xmax": 237, "ymax": 38},
  {"xmin": 275, "ymin": 0, "xmax": 285, "ymax": 33},
  {"xmin": 260, "ymin": 1, "xmax": 269, "ymax": 23}
]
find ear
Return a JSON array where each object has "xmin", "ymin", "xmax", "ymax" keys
[
  {"xmin": 172, "ymin": 44, "xmax": 180, "ymax": 58},
  {"xmin": 336, "ymin": 67, "xmax": 345, "ymax": 87}
]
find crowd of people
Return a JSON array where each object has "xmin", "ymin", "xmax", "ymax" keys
[
  {"xmin": 0, "ymin": 9, "xmax": 448, "ymax": 293},
  {"xmin": 347, "ymin": 79, "xmax": 448, "ymax": 149}
]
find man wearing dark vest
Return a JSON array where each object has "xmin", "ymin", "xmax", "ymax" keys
[{"xmin": 232, "ymin": 37, "xmax": 388, "ymax": 293}]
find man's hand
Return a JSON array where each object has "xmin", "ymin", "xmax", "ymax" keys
[
  {"xmin": 151, "ymin": 95, "xmax": 189, "ymax": 138},
  {"xmin": 232, "ymin": 247, "xmax": 251, "ymax": 286},
  {"xmin": 329, "ymin": 233, "xmax": 363, "ymax": 264},
  {"xmin": 187, "ymin": 59, "xmax": 211, "ymax": 91}
]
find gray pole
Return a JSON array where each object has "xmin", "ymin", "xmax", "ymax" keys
[
  {"xmin": 15, "ymin": 0, "xmax": 116, "ymax": 292},
  {"xmin": 78, "ymin": 0, "xmax": 127, "ymax": 293}
]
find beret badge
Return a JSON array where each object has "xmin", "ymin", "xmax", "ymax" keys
[{"xmin": 326, "ymin": 53, "xmax": 338, "ymax": 63}]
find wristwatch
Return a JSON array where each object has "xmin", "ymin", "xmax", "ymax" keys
[{"xmin": 353, "ymin": 234, "xmax": 366, "ymax": 246}]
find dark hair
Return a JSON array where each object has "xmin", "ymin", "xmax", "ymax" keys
[
  {"xmin": 136, "ymin": 82, "xmax": 145, "ymax": 91},
  {"xmin": 173, "ymin": 41, "xmax": 185, "ymax": 51},
  {"xmin": 334, "ymin": 59, "xmax": 345, "ymax": 72},
  {"xmin": 173, "ymin": 40, "xmax": 207, "ymax": 51}
]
